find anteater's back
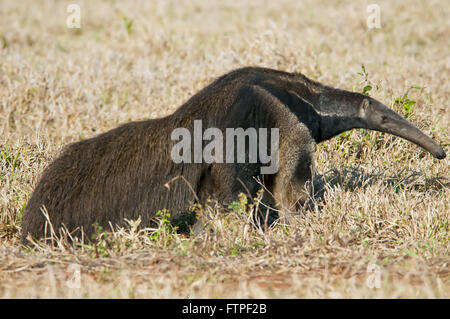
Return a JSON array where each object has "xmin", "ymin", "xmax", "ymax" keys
[
  {"xmin": 20, "ymin": 67, "xmax": 302, "ymax": 242},
  {"xmin": 20, "ymin": 117, "xmax": 200, "ymax": 242}
]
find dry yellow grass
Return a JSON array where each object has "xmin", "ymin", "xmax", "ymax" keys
[{"xmin": 0, "ymin": 0, "xmax": 448, "ymax": 298}]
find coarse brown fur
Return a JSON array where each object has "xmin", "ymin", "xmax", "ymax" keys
[{"xmin": 20, "ymin": 67, "xmax": 446, "ymax": 243}]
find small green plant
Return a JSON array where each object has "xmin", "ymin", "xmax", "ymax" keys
[
  {"xmin": 149, "ymin": 209, "xmax": 176, "ymax": 246},
  {"xmin": 100, "ymin": 90, "xmax": 112, "ymax": 105},
  {"xmin": 174, "ymin": 239, "xmax": 191, "ymax": 256},
  {"xmin": 120, "ymin": 13, "xmax": 133, "ymax": 35},
  {"xmin": 357, "ymin": 65, "xmax": 372, "ymax": 96},
  {"xmin": 77, "ymin": 222, "xmax": 110, "ymax": 258},
  {"xmin": 230, "ymin": 245, "xmax": 243, "ymax": 256},
  {"xmin": 252, "ymin": 241, "xmax": 264, "ymax": 249},
  {"xmin": 1, "ymin": 149, "xmax": 21, "ymax": 172},
  {"xmin": 1, "ymin": 33, "xmax": 7, "ymax": 48},
  {"xmin": 227, "ymin": 193, "xmax": 248, "ymax": 215},
  {"xmin": 16, "ymin": 202, "xmax": 26, "ymax": 227},
  {"xmin": 394, "ymin": 85, "xmax": 421, "ymax": 119},
  {"xmin": 93, "ymin": 223, "xmax": 108, "ymax": 256},
  {"xmin": 91, "ymin": 222, "xmax": 105, "ymax": 241}
]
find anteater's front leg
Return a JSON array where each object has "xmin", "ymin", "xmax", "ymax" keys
[
  {"xmin": 247, "ymin": 85, "xmax": 317, "ymax": 213},
  {"xmin": 270, "ymin": 130, "xmax": 315, "ymax": 212}
]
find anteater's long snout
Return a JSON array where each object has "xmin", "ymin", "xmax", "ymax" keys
[{"xmin": 363, "ymin": 100, "xmax": 446, "ymax": 159}]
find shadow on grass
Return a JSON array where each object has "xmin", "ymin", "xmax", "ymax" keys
[
  {"xmin": 173, "ymin": 165, "xmax": 448, "ymax": 234},
  {"xmin": 310, "ymin": 165, "xmax": 448, "ymax": 204}
]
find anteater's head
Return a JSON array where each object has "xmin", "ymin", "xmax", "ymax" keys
[{"xmin": 316, "ymin": 88, "xmax": 446, "ymax": 159}]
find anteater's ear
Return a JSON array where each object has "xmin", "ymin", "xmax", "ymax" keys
[
  {"xmin": 358, "ymin": 98, "xmax": 370, "ymax": 118},
  {"xmin": 361, "ymin": 98, "xmax": 370, "ymax": 110}
]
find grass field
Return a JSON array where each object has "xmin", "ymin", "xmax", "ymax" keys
[{"xmin": 0, "ymin": 0, "xmax": 448, "ymax": 298}]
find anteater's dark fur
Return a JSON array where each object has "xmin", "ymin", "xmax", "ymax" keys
[{"xmin": 21, "ymin": 67, "xmax": 446, "ymax": 242}]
